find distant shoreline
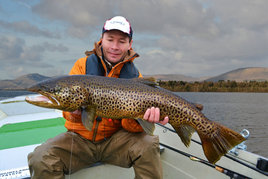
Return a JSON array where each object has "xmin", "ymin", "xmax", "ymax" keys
[
  {"xmin": 0, "ymin": 89, "xmax": 28, "ymax": 91},
  {"xmin": 0, "ymin": 90, "xmax": 36, "ymax": 98},
  {"xmin": 158, "ymin": 80, "xmax": 268, "ymax": 93}
]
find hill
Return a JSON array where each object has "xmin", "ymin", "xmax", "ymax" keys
[
  {"xmin": 0, "ymin": 73, "xmax": 50, "ymax": 90},
  {"xmin": 205, "ymin": 67, "xmax": 268, "ymax": 82},
  {"xmin": 144, "ymin": 74, "xmax": 202, "ymax": 82},
  {"xmin": 1, "ymin": 67, "xmax": 268, "ymax": 90}
]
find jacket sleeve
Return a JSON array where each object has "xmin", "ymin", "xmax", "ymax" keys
[
  {"xmin": 121, "ymin": 118, "xmax": 144, "ymax": 133},
  {"xmin": 63, "ymin": 111, "xmax": 82, "ymax": 123},
  {"xmin": 69, "ymin": 57, "xmax": 87, "ymax": 75}
]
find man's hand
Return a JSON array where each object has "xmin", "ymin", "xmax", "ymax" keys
[
  {"xmin": 71, "ymin": 109, "xmax": 82, "ymax": 115},
  {"xmin": 143, "ymin": 107, "xmax": 169, "ymax": 125}
]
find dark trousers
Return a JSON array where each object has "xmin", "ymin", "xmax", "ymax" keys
[{"xmin": 28, "ymin": 129, "xmax": 163, "ymax": 179}]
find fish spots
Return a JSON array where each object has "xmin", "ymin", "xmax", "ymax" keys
[
  {"xmin": 40, "ymin": 75, "xmax": 217, "ymax": 137},
  {"xmin": 28, "ymin": 75, "xmax": 247, "ymax": 164}
]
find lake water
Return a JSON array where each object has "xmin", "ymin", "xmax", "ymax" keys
[
  {"xmin": 1, "ymin": 91, "xmax": 267, "ymax": 158},
  {"xmin": 176, "ymin": 92, "xmax": 268, "ymax": 158}
]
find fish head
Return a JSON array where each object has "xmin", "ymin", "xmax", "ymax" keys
[{"xmin": 25, "ymin": 76, "xmax": 89, "ymax": 111}]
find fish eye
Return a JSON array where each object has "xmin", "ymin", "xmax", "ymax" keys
[{"xmin": 41, "ymin": 85, "xmax": 55, "ymax": 93}]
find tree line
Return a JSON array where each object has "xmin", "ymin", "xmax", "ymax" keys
[{"xmin": 158, "ymin": 80, "xmax": 268, "ymax": 92}]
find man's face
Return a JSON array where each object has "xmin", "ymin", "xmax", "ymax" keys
[{"xmin": 102, "ymin": 30, "xmax": 133, "ymax": 64}]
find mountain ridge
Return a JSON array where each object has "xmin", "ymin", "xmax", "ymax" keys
[
  {"xmin": 0, "ymin": 67, "xmax": 268, "ymax": 90},
  {"xmin": 0, "ymin": 73, "xmax": 50, "ymax": 90},
  {"xmin": 205, "ymin": 67, "xmax": 268, "ymax": 82}
]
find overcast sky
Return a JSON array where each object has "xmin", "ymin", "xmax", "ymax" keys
[{"xmin": 0, "ymin": 0, "xmax": 268, "ymax": 80}]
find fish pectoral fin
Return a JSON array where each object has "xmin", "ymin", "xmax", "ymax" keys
[
  {"xmin": 173, "ymin": 124, "xmax": 196, "ymax": 147},
  {"xmin": 137, "ymin": 118, "xmax": 155, "ymax": 135},
  {"xmin": 81, "ymin": 106, "xmax": 96, "ymax": 131}
]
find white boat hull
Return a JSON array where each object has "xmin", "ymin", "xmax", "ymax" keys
[{"xmin": 0, "ymin": 95, "xmax": 267, "ymax": 179}]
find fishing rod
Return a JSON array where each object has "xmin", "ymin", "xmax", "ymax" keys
[
  {"xmin": 156, "ymin": 123, "xmax": 268, "ymax": 178},
  {"xmin": 157, "ymin": 123, "xmax": 268, "ymax": 176},
  {"xmin": 159, "ymin": 142, "xmax": 251, "ymax": 179}
]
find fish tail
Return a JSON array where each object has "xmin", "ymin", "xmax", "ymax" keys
[{"xmin": 198, "ymin": 122, "xmax": 245, "ymax": 164}]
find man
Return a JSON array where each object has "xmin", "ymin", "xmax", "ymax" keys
[{"xmin": 28, "ymin": 16, "xmax": 169, "ymax": 179}]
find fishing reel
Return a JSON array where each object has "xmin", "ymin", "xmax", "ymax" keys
[{"xmin": 229, "ymin": 129, "xmax": 250, "ymax": 156}]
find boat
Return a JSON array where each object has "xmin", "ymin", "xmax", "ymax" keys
[{"xmin": 0, "ymin": 95, "xmax": 268, "ymax": 179}]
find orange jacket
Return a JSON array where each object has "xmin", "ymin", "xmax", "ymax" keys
[{"xmin": 63, "ymin": 41, "xmax": 143, "ymax": 142}]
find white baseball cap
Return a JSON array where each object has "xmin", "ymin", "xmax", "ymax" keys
[{"xmin": 102, "ymin": 16, "xmax": 133, "ymax": 38}]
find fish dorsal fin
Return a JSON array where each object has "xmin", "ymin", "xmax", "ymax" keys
[
  {"xmin": 133, "ymin": 78, "xmax": 158, "ymax": 88},
  {"xmin": 81, "ymin": 106, "xmax": 96, "ymax": 131},
  {"xmin": 174, "ymin": 124, "xmax": 196, "ymax": 147},
  {"xmin": 137, "ymin": 118, "xmax": 155, "ymax": 135}
]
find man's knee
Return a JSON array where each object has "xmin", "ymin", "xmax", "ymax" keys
[
  {"xmin": 28, "ymin": 147, "xmax": 44, "ymax": 169},
  {"xmin": 141, "ymin": 134, "xmax": 159, "ymax": 149},
  {"xmin": 131, "ymin": 134, "xmax": 162, "ymax": 179},
  {"xmin": 28, "ymin": 145, "xmax": 64, "ymax": 178},
  {"xmin": 131, "ymin": 133, "xmax": 160, "ymax": 156}
]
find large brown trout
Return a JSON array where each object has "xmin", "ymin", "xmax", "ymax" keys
[{"xmin": 25, "ymin": 75, "xmax": 245, "ymax": 164}]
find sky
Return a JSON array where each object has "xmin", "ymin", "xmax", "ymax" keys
[{"xmin": 0, "ymin": 0, "xmax": 268, "ymax": 80}]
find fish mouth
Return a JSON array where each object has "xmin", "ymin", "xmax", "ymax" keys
[{"xmin": 25, "ymin": 91, "xmax": 60, "ymax": 108}]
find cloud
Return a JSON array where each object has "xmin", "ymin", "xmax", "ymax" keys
[
  {"xmin": 210, "ymin": 0, "xmax": 268, "ymax": 29},
  {"xmin": 0, "ymin": 35, "xmax": 70, "ymax": 79},
  {"xmin": 31, "ymin": 0, "xmax": 268, "ymax": 77},
  {"xmin": 0, "ymin": 36, "xmax": 24, "ymax": 60},
  {"xmin": 0, "ymin": 20, "xmax": 60, "ymax": 38},
  {"xmin": 1, "ymin": 0, "xmax": 268, "ymax": 80},
  {"xmin": 31, "ymin": 0, "xmax": 216, "ymax": 38},
  {"xmin": 30, "ymin": 42, "xmax": 69, "ymax": 53},
  {"xmin": 0, "ymin": 35, "xmax": 68, "ymax": 62},
  {"xmin": 17, "ymin": 1, "xmax": 31, "ymax": 9}
]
